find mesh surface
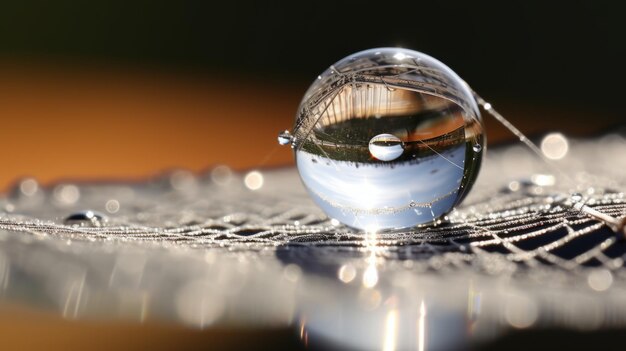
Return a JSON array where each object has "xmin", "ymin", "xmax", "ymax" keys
[{"xmin": 0, "ymin": 133, "xmax": 625, "ymax": 348}]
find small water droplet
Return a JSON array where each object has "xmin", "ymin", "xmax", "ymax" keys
[
  {"xmin": 473, "ymin": 144, "xmax": 482, "ymax": 152},
  {"xmin": 64, "ymin": 210, "xmax": 107, "ymax": 227},
  {"xmin": 571, "ymin": 193, "xmax": 584, "ymax": 203},
  {"xmin": 277, "ymin": 130, "xmax": 293, "ymax": 145},
  {"xmin": 368, "ymin": 134, "xmax": 404, "ymax": 161}
]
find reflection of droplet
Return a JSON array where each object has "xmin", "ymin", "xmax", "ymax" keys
[
  {"xmin": 368, "ymin": 134, "xmax": 404, "ymax": 161},
  {"xmin": 64, "ymin": 210, "xmax": 107, "ymax": 227},
  {"xmin": 473, "ymin": 144, "xmax": 482, "ymax": 152},
  {"xmin": 277, "ymin": 130, "xmax": 293, "ymax": 145}
]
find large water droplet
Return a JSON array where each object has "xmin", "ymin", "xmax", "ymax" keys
[
  {"xmin": 64, "ymin": 210, "xmax": 107, "ymax": 227},
  {"xmin": 290, "ymin": 48, "xmax": 485, "ymax": 230},
  {"xmin": 368, "ymin": 134, "xmax": 404, "ymax": 161}
]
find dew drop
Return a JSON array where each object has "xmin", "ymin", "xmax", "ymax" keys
[
  {"xmin": 277, "ymin": 130, "xmax": 293, "ymax": 145},
  {"xmin": 571, "ymin": 193, "xmax": 584, "ymax": 203},
  {"xmin": 64, "ymin": 210, "xmax": 107, "ymax": 227},
  {"xmin": 290, "ymin": 48, "xmax": 485, "ymax": 230},
  {"xmin": 368, "ymin": 134, "xmax": 404, "ymax": 161}
]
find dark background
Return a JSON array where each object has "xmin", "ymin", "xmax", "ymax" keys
[{"xmin": 1, "ymin": 0, "xmax": 624, "ymax": 109}]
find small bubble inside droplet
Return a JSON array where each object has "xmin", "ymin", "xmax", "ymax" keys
[
  {"xmin": 368, "ymin": 134, "xmax": 404, "ymax": 161},
  {"xmin": 473, "ymin": 144, "xmax": 482, "ymax": 152},
  {"xmin": 64, "ymin": 210, "xmax": 107, "ymax": 227},
  {"xmin": 277, "ymin": 130, "xmax": 293, "ymax": 146}
]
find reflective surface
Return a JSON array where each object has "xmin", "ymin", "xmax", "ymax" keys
[
  {"xmin": 0, "ymin": 135, "xmax": 625, "ymax": 350},
  {"xmin": 290, "ymin": 48, "xmax": 484, "ymax": 230}
]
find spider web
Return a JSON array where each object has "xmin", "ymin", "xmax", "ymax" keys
[{"xmin": 0, "ymin": 132, "xmax": 625, "ymax": 346}]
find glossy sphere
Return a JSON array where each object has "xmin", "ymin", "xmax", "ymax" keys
[{"xmin": 290, "ymin": 48, "xmax": 484, "ymax": 230}]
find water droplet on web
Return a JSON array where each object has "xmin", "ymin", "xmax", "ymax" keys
[
  {"xmin": 289, "ymin": 48, "xmax": 484, "ymax": 230},
  {"xmin": 368, "ymin": 134, "xmax": 404, "ymax": 161},
  {"xmin": 64, "ymin": 210, "xmax": 107, "ymax": 227},
  {"xmin": 571, "ymin": 193, "xmax": 584, "ymax": 203},
  {"xmin": 277, "ymin": 130, "xmax": 293, "ymax": 146}
]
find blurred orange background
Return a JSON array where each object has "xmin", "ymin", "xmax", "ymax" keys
[{"xmin": 0, "ymin": 59, "xmax": 620, "ymax": 193}]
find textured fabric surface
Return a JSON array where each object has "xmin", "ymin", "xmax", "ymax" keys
[{"xmin": 0, "ymin": 133, "xmax": 625, "ymax": 348}]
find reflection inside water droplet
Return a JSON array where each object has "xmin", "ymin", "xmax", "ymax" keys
[
  {"xmin": 64, "ymin": 210, "xmax": 107, "ymax": 227},
  {"xmin": 290, "ymin": 48, "xmax": 484, "ymax": 230},
  {"xmin": 368, "ymin": 134, "xmax": 404, "ymax": 161}
]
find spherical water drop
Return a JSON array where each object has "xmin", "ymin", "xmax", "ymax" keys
[
  {"xmin": 64, "ymin": 210, "xmax": 107, "ymax": 227},
  {"xmin": 289, "ymin": 48, "xmax": 485, "ymax": 230},
  {"xmin": 368, "ymin": 134, "xmax": 404, "ymax": 161},
  {"xmin": 277, "ymin": 130, "xmax": 293, "ymax": 145}
]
